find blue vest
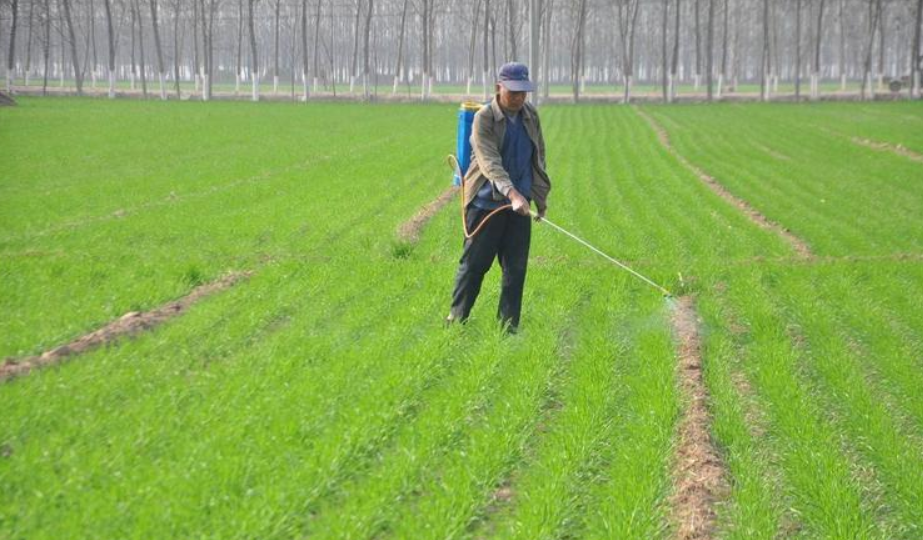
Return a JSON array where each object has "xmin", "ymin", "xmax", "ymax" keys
[{"xmin": 473, "ymin": 111, "xmax": 534, "ymax": 210}]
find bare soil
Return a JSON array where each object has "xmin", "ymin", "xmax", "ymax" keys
[
  {"xmin": 1, "ymin": 271, "xmax": 251, "ymax": 382},
  {"xmin": 669, "ymin": 296, "xmax": 728, "ymax": 540},
  {"xmin": 396, "ymin": 187, "xmax": 458, "ymax": 243},
  {"xmin": 635, "ymin": 108, "xmax": 814, "ymax": 259},
  {"xmin": 851, "ymin": 137, "xmax": 923, "ymax": 164}
]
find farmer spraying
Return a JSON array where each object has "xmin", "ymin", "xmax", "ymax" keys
[{"xmin": 446, "ymin": 62, "xmax": 552, "ymax": 333}]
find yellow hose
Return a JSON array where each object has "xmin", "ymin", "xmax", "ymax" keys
[{"xmin": 446, "ymin": 154, "xmax": 512, "ymax": 240}]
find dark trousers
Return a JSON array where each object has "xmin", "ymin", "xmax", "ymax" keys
[{"xmin": 450, "ymin": 205, "xmax": 531, "ymax": 329}]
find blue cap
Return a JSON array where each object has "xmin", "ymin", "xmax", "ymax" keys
[{"xmin": 498, "ymin": 62, "xmax": 535, "ymax": 92}]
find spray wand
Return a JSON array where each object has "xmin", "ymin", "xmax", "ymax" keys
[{"xmin": 447, "ymin": 154, "xmax": 673, "ymax": 298}]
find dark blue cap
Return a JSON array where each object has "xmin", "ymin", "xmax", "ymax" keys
[{"xmin": 498, "ymin": 62, "xmax": 535, "ymax": 92}]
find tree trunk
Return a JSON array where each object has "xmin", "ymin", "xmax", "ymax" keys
[
  {"xmin": 839, "ymin": 0, "xmax": 846, "ymax": 90},
  {"xmin": 483, "ymin": 0, "xmax": 490, "ymax": 100},
  {"xmin": 133, "ymin": 0, "xmax": 148, "ymax": 98},
  {"xmin": 350, "ymin": 0, "xmax": 361, "ymax": 93},
  {"xmin": 876, "ymin": 0, "xmax": 885, "ymax": 90},
  {"xmin": 542, "ymin": 0, "xmax": 553, "ymax": 100},
  {"xmin": 661, "ymin": 0, "xmax": 669, "ymax": 102},
  {"xmin": 717, "ymin": 0, "xmax": 728, "ymax": 97},
  {"xmin": 810, "ymin": 0, "xmax": 825, "ymax": 99},
  {"xmin": 913, "ymin": 0, "xmax": 922, "ymax": 98},
  {"xmin": 236, "ymin": 0, "xmax": 243, "ymax": 95},
  {"xmin": 362, "ymin": 0, "xmax": 373, "ymax": 100},
  {"xmin": 25, "ymin": 0, "xmax": 35, "ymax": 86},
  {"xmin": 61, "ymin": 0, "xmax": 83, "ymax": 94},
  {"xmin": 761, "ymin": 0, "xmax": 770, "ymax": 100},
  {"xmin": 862, "ymin": 0, "xmax": 882, "ymax": 100},
  {"xmin": 301, "ymin": 0, "xmax": 308, "ymax": 100},
  {"xmin": 670, "ymin": 0, "xmax": 680, "ymax": 100},
  {"xmin": 172, "ymin": 0, "xmax": 181, "ymax": 98},
  {"xmin": 148, "ymin": 0, "xmax": 166, "ymax": 99},
  {"xmin": 43, "ymin": 0, "xmax": 51, "ymax": 95},
  {"xmin": 192, "ymin": 0, "xmax": 199, "ymax": 92},
  {"xmin": 572, "ymin": 0, "xmax": 588, "ymax": 103},
  {"xmin": 313, "ymin": 0, "xmax": 322, "ymax": 93},
  {"xmin": 706, "ymin": 0, "xmax": 715, "ymax": 101},
  {"xmin": 795, "ymin": 0, "xmax": 803, "ymax": 100},
  {"xmin": 466, "ymin": 0, "xmax": 482, "ymax": 95},
  {"xmin": 694, "ymin": 0, "xmax": 701, "ymax": 89},
  {"xmin": 617, "ymin": 0, "xmax": 640, "ymax": 103},
  {"xmin": 273, "ymin": 0, "xmax": 280, "ymax": 93},
  {"xmin": 249, "ymin": 0, "xmax": 259, "ymax": 101},
  {"xmin": 508, "ymin": 0, "xmax": 517, "ymax": 60},
  {"xmin": 6, "ymin": 0, "xmax": 18, "ymax": 92}
]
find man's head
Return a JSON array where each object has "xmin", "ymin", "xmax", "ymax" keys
[{"xmin": 496, "ymin": 62, "xmax": 534, "ymax": 113}]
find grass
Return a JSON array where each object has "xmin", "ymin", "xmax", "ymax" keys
[{"xmin": 2, "ymin": 97, "xmax": 923, "ymax": 538}]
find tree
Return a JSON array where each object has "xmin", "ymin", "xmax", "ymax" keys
[
  {"xmin": 273, "ymin": 0, "xmax": 280, "ymax": 93},
  {"xmin": 300, "ymin": 0, "xmax": 308, "ymax": 100},
  {"xmin": 913, "ymin": 0, "xmax": 922, "ymax": 98},
  {"xmin": 393, "ymin": 0, "xmax": 408, "ymax": 94},
  {"xmin": 616, "ymin": 0, "xmax": 640, "ymax": 103},
  {"xmin": 794, "ymin": 0, "xmax": 803, "ymax": 99},
  {"xmin": 465, "ymin": 0, "xmax": 481, "ymax": 95},
  {"xmin": 571, "ymin": 0, "xmax": 587, "ymax": 102},
  {"xmin": 132, "ymin": 0, "xmax": 148, "ymax": 98},
  {"xmin": 6, "ymin": 0, "xmax": 18, "ymax": 92},
  {"xmin": 24, "ymin": 0, "xmax": 35, "ymax": 86},
  {"xmin": 236, "ymin": 0, "xmax": 243, "ymax": 94},
  {"xmin": 61, "ymin": 0, "xmax": 83, "ymax": 94},
  {"xmin": 349, "ymin": 0, "xmax": 361, "ymax": 93},
  {"xmin": 811, "ymin": 0, "xmax": 826, "ymax": 99},
  {"xmin": 706, "ymin": 0, "xmax": 715, "ymax": 101},
  {"xmin": 661, "ymin": 0, "xmax": 670, "ymax": 101},
  {"xmin": 42, "ymin": 0, "xmax": 51, "ymax": 95},
  {"xmin": 312, "ymin": 0, "xmax": 321, "ymax": 92},
  {"xmin": 760, "ymin": 0, "xmax": 770, "ymax": 100},
  {"xmin": 861, "ymin": 0, "xmax": 882, "ymax": 100},
  {"xmin": 670, "ymin": 0, "xmax": 681, "ymax": 100},
  {"xmin": 362, "ymin": 0, "xmax": 374, "ymax": 99},
  {"xmin": 718, "ymin": 0, "xmax": 729, "ymax": 97},
  {"xmin": 248, "ymin": 0, "xmax": 259, "ymax": 101}
]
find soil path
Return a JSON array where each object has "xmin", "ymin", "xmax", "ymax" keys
[
  {"xmin": 851, "ymin": 137, "xmax": 923, "ymax": 164},
  {"xmin": 1, "ymin": 271, "xmax": 251, "ymax": 382},
  {"xmin": 635, "ymin": 108, "xmax": 814, "ymax": 259},
  {"xmin": 396, "ymin": 186, "xmax": 458, "ymax": 243},
  {"xmin": 669, "ymin": 296, "xmax": 728, "ymax": 540}
]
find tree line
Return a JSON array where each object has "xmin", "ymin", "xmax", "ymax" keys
[{"xmin": 1, "ymin": 0, "xmax": 921, "ymax": 103}]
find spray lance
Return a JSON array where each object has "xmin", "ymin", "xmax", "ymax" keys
[{"xmin": 448, "ymin": 101, "xmax": 673, "ymax": 299}]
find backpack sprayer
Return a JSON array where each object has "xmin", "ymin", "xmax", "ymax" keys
[{"xmin": 448, "ymin": 101, "xmax": 673, "ymax": 299}]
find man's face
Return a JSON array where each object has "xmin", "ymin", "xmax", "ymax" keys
[{"xmin": 497, "ymin": 83, "xmax": 527, "ymax": 113}]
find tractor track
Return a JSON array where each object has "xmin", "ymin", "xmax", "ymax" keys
[
  {"xmin": 851, "ymin": 137, "xmax": 923, "ymax": 164},
  {"xmin": 669, "ymin": 296, "xmax": 728, "ymax": 540},
  {"xmin": 396, "ymin": 186, "xmax": 459, "ymax": 243},
  {"xmin": 1, "ymin": 271, "xmax": 251, "ymax": 382},
  {"xmin": 635, "ymin": 107, "xmax": 814, "ymax": 260}
]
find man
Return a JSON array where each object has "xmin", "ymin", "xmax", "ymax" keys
[{"xmin": 447, "ymin": 62, "xmax": 552, "ymax": 333}]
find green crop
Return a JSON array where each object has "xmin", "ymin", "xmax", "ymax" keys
[{"xmin": 2, "ymin": 98, "xmax": 922, "ymax": 539}]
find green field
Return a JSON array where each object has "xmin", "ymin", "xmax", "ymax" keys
[{"xmin": 2, "ymin": 98, "xmax": 922, "ymax": 538}]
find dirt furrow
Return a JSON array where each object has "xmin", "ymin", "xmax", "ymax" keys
[
  {"xmin": 1, "ymin": 271, "xmax": 251, "ymax": 382},
  {"xmin": 396, "ymin": 186, "xmax": 458, "ymax": 243},
  {"xmin": 635, "ymin": 108, "xmax": 814, "ymax": 259},
  {"xmin": 851, "ymin": 137, "xmax": 923, "ymax": 164},
  {"xmin": 669, "ymin": 296, "xmax": 728, "ymax": 540}
]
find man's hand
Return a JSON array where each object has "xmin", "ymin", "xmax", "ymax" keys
[
  {"xmin": 534, "ymin": 207, "xmax": 546, "ymax": 222},
  {"xmin": 508, "ymin": 189, "xmax": 530, "ymax": 216}
]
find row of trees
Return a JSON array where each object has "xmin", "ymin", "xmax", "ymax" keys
[{"xmin": 2, "ymin": 0, "xmax": 922, "ymax": 102}]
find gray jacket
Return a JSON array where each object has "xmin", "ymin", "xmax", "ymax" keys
[{"xmin": 463, "ymin": 97, "xmax": 551, "ymax": 212}]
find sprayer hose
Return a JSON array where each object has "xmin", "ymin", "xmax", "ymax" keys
[{"xmin": 446, "ymin": 154, "xmax": 513, "ymax": 240}]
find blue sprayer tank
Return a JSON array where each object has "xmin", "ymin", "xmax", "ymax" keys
[{"xmin": 453, "ymin": 101, "xmax": 484, "ymax": 186}]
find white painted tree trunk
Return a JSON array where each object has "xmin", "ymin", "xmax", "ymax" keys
[
  {"xmin": 25, "ymin": 71, "xmax": 31, "ymax": 87},
  {"xmin": 840, "ymin": 73, "xmax": 847, "ymax": 91},
  {"xmin": 6, "ymin": 72, "xmax": 12, "ymax": 93},
  {"xmin": 623, "ymin": 75, "xmax": 633, "ymax": 103},
  {"xmin": 202, "ymin": 74, "xmax": 209, "ymax": 101},
  {"xmin": 350, "ymin": 75, "xmax": 356, "ymax": 93},
  {"xmin": 251, "ymin": 75, "xmax": 259, "ymax": 101},
  {"xmin": 810, "ymin": 73, "xmax": 819, "ymax": 99},
  {"xmin": 667, "ymin": 73, "xmax": 675, "ymax": 102},
  {"xmin": 108, "ymin": 70, "xmax": 116, "ymax": 98},
  {"xmin": 302, "ymin": 70, "xmax": 308, "ymax": 101},
  {"xmin": 159, "ymin": 73, "xmax": 166, "ymax": 100},
  {"xmin": 393, "ymin": 74, "xmax": 400, "ymax": 94},
  {"xmin": 466, "ymin": 76, "xmax": 472, "ymax": 95},
  {"xmin": 235, "ymin": 72, "xmax": 240, "ymax": 94},
  {"xmin": 273, "ymin": 75, "xmax": 279, "ymax": 94},
  {"xmin": 913, "ymin": 71, "xmax": 921, "ymax": 99},
  {"xmin": 716, "ymin": 74, "xmax": 723, "ymax": 99},
  {"xmin": 482, "ymin": 70, "xmax": 489, "ymax": 101},
  {"xmin": 876, "ymin": 73, "xmax": 883, "ymax": 91},
  {"xmin": 313, "ymin": 77, "xmax": 319, "ymax": 93},
  {"xmin": 693, "ymin": 73, "xmax": 700, "ymax": 91}
]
